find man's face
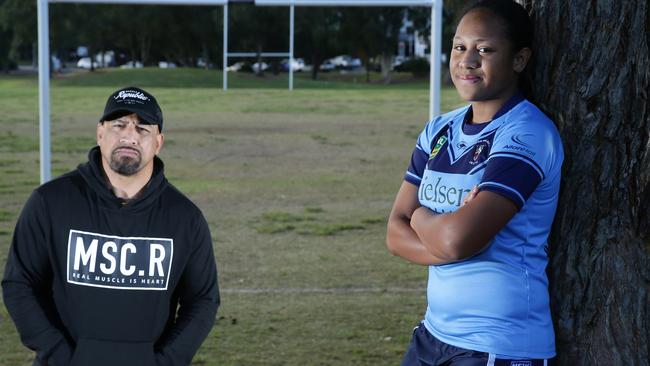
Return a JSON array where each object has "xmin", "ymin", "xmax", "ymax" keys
[{"xmin": 97, "ymin": 113, "xmax": 164, "ymax": 176}]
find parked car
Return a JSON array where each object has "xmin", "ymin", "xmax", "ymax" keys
[
  {"xmin": 281, "ymin": 58, "xmax": 305, "ymax": 72},
  {"xmin": 77, "ymin": 57, "xmax": 98, "ymax": 69},
  {"xmin": 252, "ymin": 62, "xmax": 269, "ymax": 73},
  {"xmin": 319, "ymin": 60, "xmax": 335, "ymax": 72},
  {"xmin": 158, "ymin": 61, "xmax": 177, "ymax": 69},
  {"xmin": 120, "ymin": 61, "xmax": 143, "ymax": 69},
  {"xmin": 226, "ymin": 61, "xmax": 252, "ymax": 72},
  {"xmin": 196, "ymin": 58, "xmax": 214, "ymax": 69},
  {"xmin": 51, "ymin": 55, "xmax": 62, "ymax": 72},
  {"xmin": 95, "ymin": 51, "xmax": 115, "ymax": 67},
  {"xmin": 327, "ymin": 55, "xmax": 362, "ymax": 69}
]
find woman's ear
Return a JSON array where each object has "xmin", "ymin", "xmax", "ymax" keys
[{"xmin": 513, "ymin": 47, "xmax": 532, "ymax": 73}]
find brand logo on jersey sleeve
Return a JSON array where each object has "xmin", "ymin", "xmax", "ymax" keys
[
  {"xmin": 503, "ymin": 134, "xmax": 536, "ymax": 156},
  {"xmin": 66, "ymin": 230, "xmax": 173, "ymax": 290}
]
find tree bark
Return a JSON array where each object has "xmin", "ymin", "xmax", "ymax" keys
[
  {"xmin": 522, "ymin": 1, "xmax": 649, "ymax": 364},
  {"xmin": 380, "ymin": 52, "xmax": 392, "ymax": 85},
  {"xmin": 311, "ymin": 55, "xmax": 321, "ymax": 80}
]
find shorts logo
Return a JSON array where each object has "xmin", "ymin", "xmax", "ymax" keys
[
  {"xmin": 510, "ymin": 362, "xmax": 532, "ymax": 366},
  {"xmin": 67, "ymin": 230, "xmax": 173, "ymax": 291},
  {"xmin": 429, "ymin": 135, "xmax": 447, "ymax": 160}
]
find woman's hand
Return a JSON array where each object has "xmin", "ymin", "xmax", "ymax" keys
[
  {"xmin": 386, "ymin": 182, "xmax": 452, "ymax": 265},
  {"xmin": 462, "ymin": 185, "xmax": 479, "ymax": 206}
]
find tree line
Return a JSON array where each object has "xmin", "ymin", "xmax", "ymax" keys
[{"xmin": 0, "ymin": 1, "xmax": 466, "ymax": 80}]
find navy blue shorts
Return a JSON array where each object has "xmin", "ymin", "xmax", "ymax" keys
[{"xmin": 401, "ymin": 323, "xmax": 556, "ymax": 366}]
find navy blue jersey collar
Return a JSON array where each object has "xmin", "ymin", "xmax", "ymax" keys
[{"xmin": 462, "ymin": 92, "xmax": 525, "ymax": 135}]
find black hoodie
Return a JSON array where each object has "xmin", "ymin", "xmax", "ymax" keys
[{"xmin": 2, "ymin": 147, "xmax": 220, "ymax": 366}]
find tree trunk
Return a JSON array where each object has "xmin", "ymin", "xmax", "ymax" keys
[
  {"xmin": 32, "ymin": 42, "xmax": 37, "ymax": 68},
  {"xmin": 380, "ymin": 52, "xmax": 392, "ymax": 84},
  {"xmin": 89, "ymin": 46, "xmax": 95, "ymax": 72},
  {"xmin": 523, "ymin": 1, "xmax": 649, "ymax": 364},
  {"xmin": 139, "ymin": 37, "xmax": 151, "ymax": 66},
  {"xmin": 202, "ymin": 42, "xmax": 209, "ymax": 70},
  {"xmin": 310, "ymin": 54, "xmax": 321, "ymax": 80},
  {"xmin": 363, "ymin": 55, "xmax": 370, "ymax": 83}
]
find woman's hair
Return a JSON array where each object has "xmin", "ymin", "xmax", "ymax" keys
[
  {"xmin": 457, "ymin": 0, "xmax": 534, "ymax": 52},
  {"xmin": 457, "ymin": 0, "xmax": 535, "ymax": 99}
]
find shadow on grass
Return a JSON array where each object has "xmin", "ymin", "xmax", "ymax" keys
[{"xmin": 255, "ymin": 208, "xmax": 385, "ymax": 236}]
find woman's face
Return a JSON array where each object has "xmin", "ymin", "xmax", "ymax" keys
[{"xmin": 450, "ymin": 9, "xmax": 529, "ymax": 103}]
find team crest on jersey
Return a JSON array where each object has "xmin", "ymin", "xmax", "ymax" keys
[
  {"xmin": 429, "ymin": 135, "xmax": 448, "ymax": 160},
  {"xmin": 470, "ymin": 140, "xmax": 490, "ymax": 165},
  {"xmin": 66, "ymin": 230, "xmax": 173, "ymax": 291}
]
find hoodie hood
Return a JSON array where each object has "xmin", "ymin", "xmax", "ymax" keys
[{"xmin": 77, "ymin": 146, "xmax": 167, "ymax": 211}]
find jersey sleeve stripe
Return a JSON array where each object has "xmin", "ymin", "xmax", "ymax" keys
[
  {"xmin": 407, "ymin": 148, "xmax": 428, "ymax": 181},
  {"xmin": 467, "ymin": 161, "xmax": 489, "ymax": 176},
  {"xmin": 480, "ymin": 156, "xmax": 543, "ymax": 206},
  {"xmin": 488, "ymin": 152, "xmax": 545, "ymax": 180},
  {"xmin": 479, "ymin": 182, "xmax": 526, "ymax": 209},
  {"xmin": 404, "ymin": 171, "xmax": 422, "ymax": 185}
]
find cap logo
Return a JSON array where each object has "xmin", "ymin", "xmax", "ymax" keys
[{"xmin": 114, "ymin": 90, "xmax": 149, "ymax": 102}]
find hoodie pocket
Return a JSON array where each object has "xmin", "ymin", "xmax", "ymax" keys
[{"xmin": 69, "ymin": 338, "xmax": 156, "ymax": 366}]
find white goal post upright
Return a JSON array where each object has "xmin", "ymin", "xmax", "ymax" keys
[
  {"xmin": 37, "ymin": 0, "xmax": 228, "ymax": 184},
  {"xmin": 37, "ymin": 0, "xmax": 51, "ymax": 184},
  {"xmin": 255, "ymin": 0, "xmax": 443, "ymax": 121},
  {"xmin": 37, "ymin": 0, "xmax": 441, "ymax": 183}
]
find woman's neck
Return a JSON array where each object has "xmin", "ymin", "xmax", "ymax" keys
[{"xmin": 469, "ymin": 87, "xmax": 519, "ymax": 123}]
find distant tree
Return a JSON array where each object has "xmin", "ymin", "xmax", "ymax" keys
[
  {"xmin": 0, "ymin": 27, "xmax": 12, "ymax": 73},
  {"xmin": 54, "ymin": 3, "xmax": 116, "ymax": 71},
  {"xmin": 0, "ymin": 0, "xmax": 13, "ymax": 72},
  {"xmin": 516, "ymin": 0, "xmax": 650, "ymax": 364},
  {"xmin": 230, "ymin": 3, "xmax": 288, "ymax": 76},
  {"xmin": 0, "ymin": 0, "xmax": 36, "ymax": 67},
  {"xmin": 138, "ymin": 6, "xmax": 220, "ymax": 68},
  {"xmin": 407, "ymin": 1, "xmax": 464, "ymax": 84},
  {"xmin": 340, "ymin": 7, "xmax": 403, "ymax": 83},
  {"xmin": 295, "ymin": 7, "xmax": 343, "ymax": 80}
]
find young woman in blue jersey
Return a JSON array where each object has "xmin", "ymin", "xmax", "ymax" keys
[{"xmin": 386, "ymin": 0, "xmax": 563, "ymax": 365}]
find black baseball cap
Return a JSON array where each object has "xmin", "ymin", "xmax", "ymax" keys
[{"xmin": 100, "ymin": 86, "xmax": 164, "ymax": 131}]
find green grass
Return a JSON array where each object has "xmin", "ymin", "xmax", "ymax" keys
[
  {"xmin": 0, "ymin": 68, "xmax": 463, "ymax": 365},
  {"xmin": 50, "ymin": 67, "xmax": 432, "ymax": 90}
]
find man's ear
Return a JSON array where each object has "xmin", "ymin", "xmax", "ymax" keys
[
  {"xmin": 513, "ymin": 47, "xmax": 532, "ymax": 73},
  {"xmin": 155, "ymin": 133, "xmax": 164, "ymax": 155},
  {"xmin": 96, "ymin": 122, "xmax": 104, "ymax": 144}
]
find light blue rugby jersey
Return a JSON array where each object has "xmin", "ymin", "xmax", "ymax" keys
[{"xmin": 404, "ymin": 94, "xmax": 563, "ymax": 358}]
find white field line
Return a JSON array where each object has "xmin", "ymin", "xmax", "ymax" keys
[{"xmin": 221, "ymin": 287, "xmax": 425, "ymax": 294}]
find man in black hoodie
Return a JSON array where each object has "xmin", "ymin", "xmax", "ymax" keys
[{"xmin": 2, "ymin": 87, "xmax": 220, "ymax": 366}]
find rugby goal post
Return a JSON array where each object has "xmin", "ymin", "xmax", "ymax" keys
[
  {"xmin": 37, "ymin": 0, "xmax": 442, "ymax": 183},
  {"xmin": 253, "ymin": 0, "xmax": 442, "ymax": 122}
]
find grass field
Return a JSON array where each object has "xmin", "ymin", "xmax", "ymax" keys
[{"xmin": 0, "ymin": 68, "xmax": 464, "ymax": 365}]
